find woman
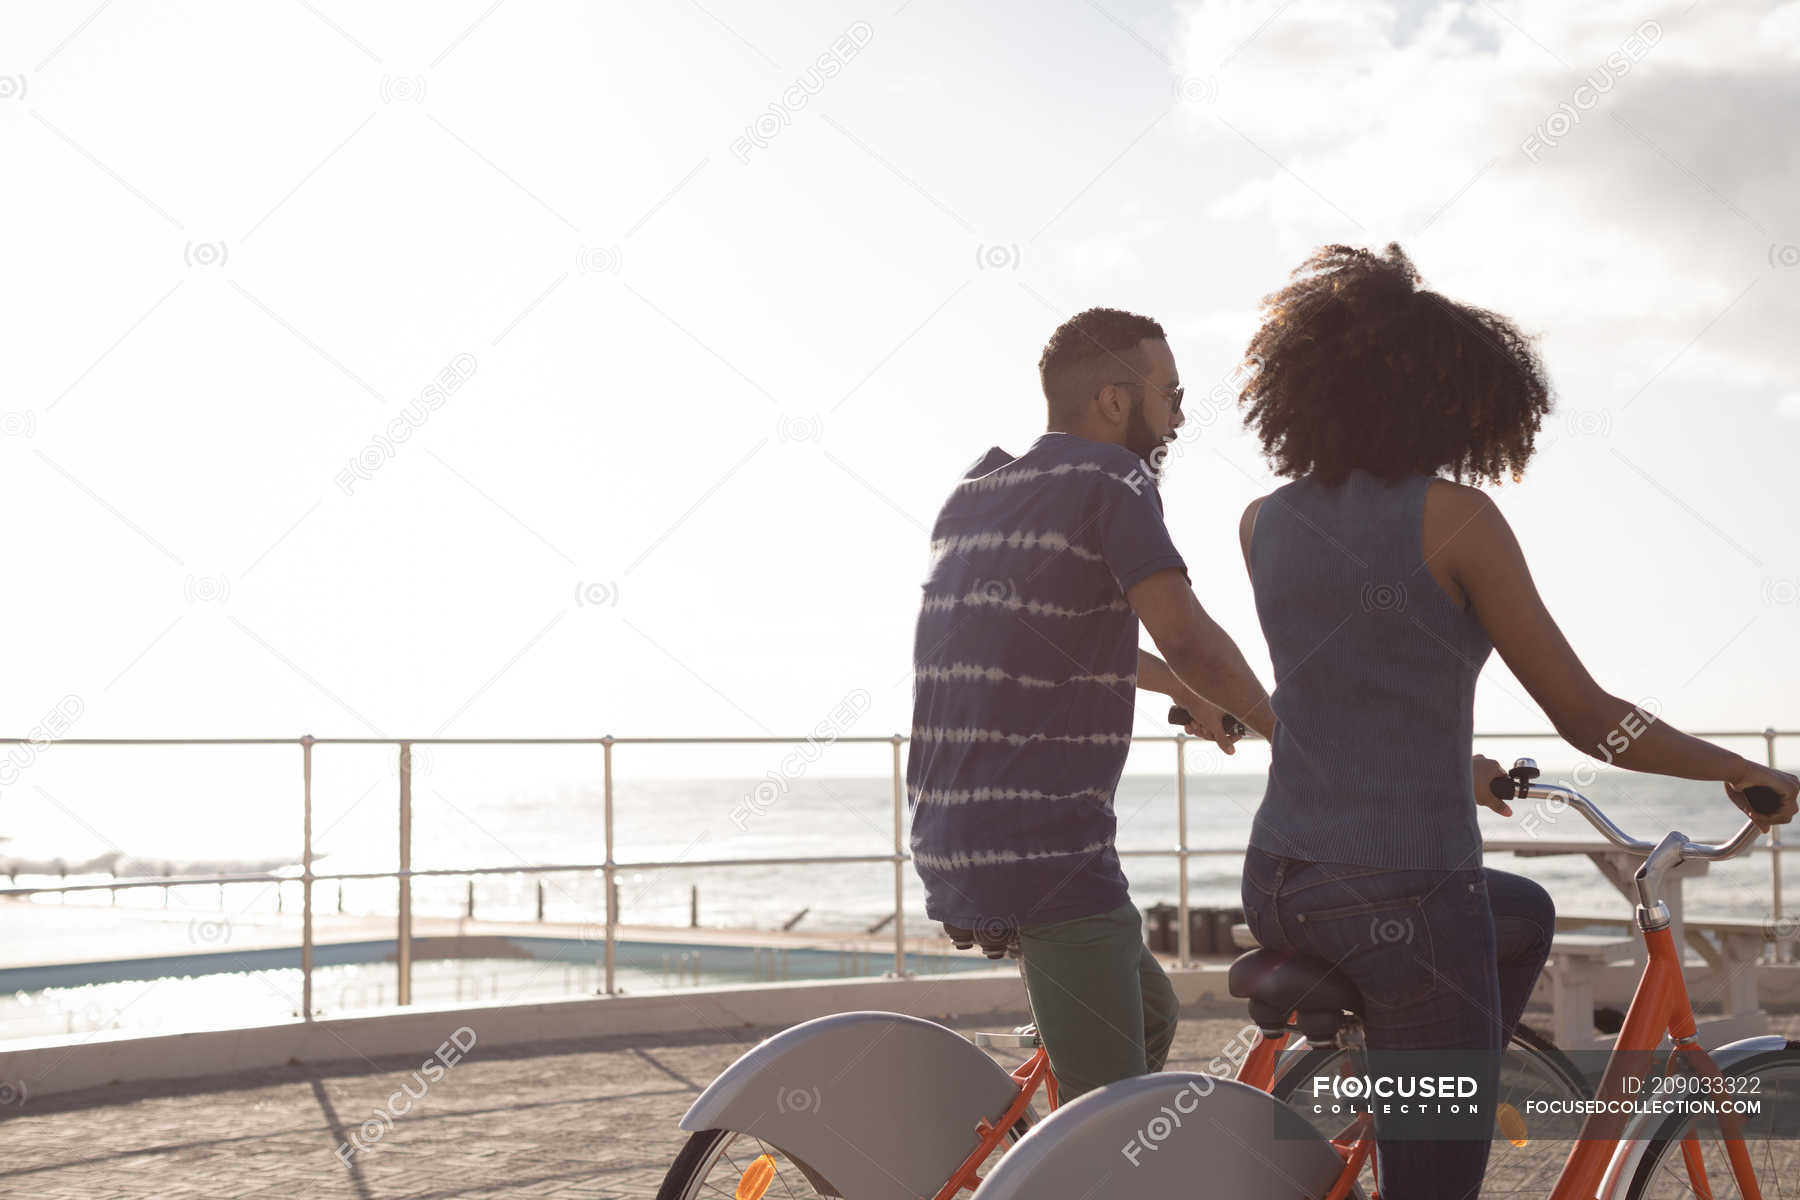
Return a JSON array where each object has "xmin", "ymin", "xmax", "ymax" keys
[{"xmin": 1232, "ymin": 243, "xmax": 1798, "ymax": 1200}]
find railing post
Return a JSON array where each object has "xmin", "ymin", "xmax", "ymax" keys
[
  {"xmin": 398, "ymin": 741, "xmax": 413, "ymax": 1007},
  {"xmin": 1768, "ymin": 727, "xmax": 1785, "ymax": 964},
  {"xmin": 891, "ymin": 735, "xmax": 905, "ymax": 979},
  {"xmin": 603, "ymin": 735, "xmax": 616, "ymax": 996},
  {"xmin": 1175, "ymin": 735, "xmax": 1190, "ymax": 969},
  {"xmin": 301, "ymin": 734, "xmax": 314, "ymax": 1022}
]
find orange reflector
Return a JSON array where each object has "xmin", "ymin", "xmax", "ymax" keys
[
  {"xmin": 736, "ymin": 1153, "xmax": 777, "ymax": 1199},
  {"xmin": 1497, "ymin": 1102, "xmax": 1529, "ymax": 1147}
]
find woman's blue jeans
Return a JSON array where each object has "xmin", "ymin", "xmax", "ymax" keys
[{"xmin": 1241, "ymin": 844, "xmax": 1555, "ymax": 1200}]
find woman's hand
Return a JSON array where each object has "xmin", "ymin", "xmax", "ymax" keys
[
  {"xmin": 1473, "ymin": 754, "xmax": 1512, "ymax": 816},
  {"xmin": 1725, "ymin": 760, "xmax": 1799, "ymax": 834},
  {"xmin": 1173, "ymin": 688, "xmax": 1243, "ymax": 755}
]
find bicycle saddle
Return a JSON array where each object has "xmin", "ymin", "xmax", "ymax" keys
[
  {"xmin": 1228, "ymin": 949, "xmax": 1362, "ymax": 1042},
  {"xmin": 941, "ymin": 922, "xmax": 1020, "ymax": 959}
]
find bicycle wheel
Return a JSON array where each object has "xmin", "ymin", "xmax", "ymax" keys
[
  {"xmin": 1271, "ymin": 1022, "xmax": 1591, "ymax": 1195},
  {"xmin": 1622, "ymin": 1041, "xmax": 1800, "ymax": 1199},
  {"xmin": 655, "ymin": 1115, "xmax": 1036, "ymax": 1200}
]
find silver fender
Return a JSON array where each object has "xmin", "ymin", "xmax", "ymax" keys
[
  {"xmin": 976, "ymin": 1072, "xmax": 1355, "ymax": 1200},
  {"xmin": 679, "ymin": 1010, "xmax": 1023, "ymax": 1200},
  {"xmin": 1597, "ymin": 1034, "xmax": 1789, "ymax": 1200}
]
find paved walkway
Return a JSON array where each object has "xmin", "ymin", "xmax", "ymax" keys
[{"xmin": 6, "ymin": 1006, "xmax": 1796, "ymax": 1198}]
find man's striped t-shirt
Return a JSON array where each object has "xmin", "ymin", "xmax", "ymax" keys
[{"xmin": 905, "ymin": 432, "xmax": 1188, "ymax": 929}]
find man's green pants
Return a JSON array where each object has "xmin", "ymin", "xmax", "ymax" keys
[{"xmin": 1017, "ymin": 900, "xmax": 1179, "ymax": 1101}]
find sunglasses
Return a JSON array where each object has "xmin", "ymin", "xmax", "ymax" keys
[{"xmin": 1108, "ymin": 380, "xmax": 1184, "ymax": 415}]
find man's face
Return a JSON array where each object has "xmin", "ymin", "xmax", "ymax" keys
[{"xmin": 1123, "ymin": 338, "xmax": 1184, "ymax": 474}]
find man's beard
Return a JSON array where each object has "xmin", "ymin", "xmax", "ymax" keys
[{"xmin": 1125, "ymin": 395, "xmax": 1173, "ymax": 479}]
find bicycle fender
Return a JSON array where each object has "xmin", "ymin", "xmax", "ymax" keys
[
  {"xmin": 679, "ymin": 1010, "xmax": 1023, "ymax": 1200},
  {"xmin": 1596, "ymin": 1034, "xmax": 1787, "ymax": 1200},
  {"xmin": 976, "ymin": 1071, "xmax": 1351, "ymax": 1200}
]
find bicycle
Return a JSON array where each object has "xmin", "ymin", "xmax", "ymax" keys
[
  {"xmin": 970, "ymin": 760, "xmax": 1793, "ymax": 1199},
  {"xmin": 651, "ymin": 759, "xmax": 1621, "ymax": 1200}
]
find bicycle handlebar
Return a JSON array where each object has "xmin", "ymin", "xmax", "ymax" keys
[
  {"xmin": 1488, "ymin": 758, "xmax": 1779, "ymax": 863},
  {"xmin": 1167, "ymin": 706, "xmax": 1248, "ymax": 739}
]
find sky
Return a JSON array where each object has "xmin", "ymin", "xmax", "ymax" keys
[{"xmin": 2, "ymin": 0, "xmax": 1797, "ymax": 796}]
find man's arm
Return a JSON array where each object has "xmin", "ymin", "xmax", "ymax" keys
[
  {"xmin": 1127, "ymin": 569, "xmax": 1275, "ymax": 740},
  {"xmin": 1136, "ymin": 648, "xmax": 1185, "ymax": 697},
  {"xmin": 1138, "ymin": 648, "xmax": 1243, "ymax": 750}
]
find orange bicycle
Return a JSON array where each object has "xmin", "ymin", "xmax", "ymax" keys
[
  {"xmin": 655, "ymin": 759, "xmax": 1791, "ymax": 1199},
  {"xmin": 972, "ymin": 758, "xmax": 1795, "ymax": 1199}
]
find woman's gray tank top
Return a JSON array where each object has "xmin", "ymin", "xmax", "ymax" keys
[{"xmin": 1246, "ymin": 469, "xmax": 1492, "ymax": 870}]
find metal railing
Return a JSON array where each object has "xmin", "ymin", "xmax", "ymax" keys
[{"xmin": 0, "ymin": 727, "xmax": 1789, "ymax": 1022}]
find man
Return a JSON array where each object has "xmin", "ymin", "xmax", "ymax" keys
[{"xmin": 906, "ymin": 307, "xmax": 1277, "ymax": 1101}]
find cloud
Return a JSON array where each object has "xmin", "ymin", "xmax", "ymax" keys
[{"xmin": 1177, "ymin": 0, "xmax": 1800, "ymax": 398}]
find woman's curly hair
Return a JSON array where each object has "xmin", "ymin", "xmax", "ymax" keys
[{"xmin": 1240, "ymin": 243, "xmax": 1551, "ymax": 485}]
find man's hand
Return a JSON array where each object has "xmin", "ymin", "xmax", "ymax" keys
[
  {"xmin": 1173, "ymin": 688, "xmax": 1243, "ymax": 755},
  {"xmin": 1127, "ymin": 569, "xmax": 1275, "ymax": 740},
  {"xmin": 1726, "ymin": 760, "xmax": 1799, "ymax": 835},
  {"xmin": 1474, "ymin": 754, "xmax": 1512, "ymax": 816}
]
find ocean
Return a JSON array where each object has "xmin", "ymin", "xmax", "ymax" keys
[{"xmin": 6, "ymin": 761, "xmax": 1783, "ymax": 934}]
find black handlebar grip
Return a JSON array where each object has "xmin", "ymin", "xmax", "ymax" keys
[
  {"xmin": 1167, "ymin": 705, "xmax": 1247, "ymax": 738},
  {"xmin": 1489, "ymin": 775, "xmax": 1517, "ymax": 801},
  {"xmin": 1745, "ymin": 785, "xmax": 1783, "ymax": 817}
]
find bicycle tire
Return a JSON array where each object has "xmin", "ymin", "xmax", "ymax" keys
[
  {"xmin": 1621, "ymin": 1041, "xmax": 1800, "ymax": 1199},
  {"xmin": 654, "ymin": 1113, "xmax": 1037, "ymax": 1200}
]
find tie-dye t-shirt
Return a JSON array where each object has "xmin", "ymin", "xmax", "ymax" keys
[{"xmin": 906, "ymin": 432, "xmax": 1188, "ymax": 929}]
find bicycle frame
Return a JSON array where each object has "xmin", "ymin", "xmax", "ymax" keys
[
  {"xmin": 1230, "ymin": 767, "xmax": 1777, "ymax": 1200},
  {"xmin": 936, "ymin": 1045, "xmax": 1058, "ymax": 1199},
  {"xmin": 935, "ymin": 771, "xmax": 1793, "ymax": 1200},
  {"xmin": 1548, "ymin": 919, "xmax": 1761, "ymax": 1200},
  {"xmin": 1225, "ymin": 917, "xmax": 1765, "ymax": 1200}
]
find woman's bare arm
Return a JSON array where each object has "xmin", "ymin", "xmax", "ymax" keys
[{"xmin": 1436, "ymin": 482, "xmax": 1797, "ymax": 830}]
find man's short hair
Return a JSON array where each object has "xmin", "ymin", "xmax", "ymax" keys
[{"xmin": 1038, "ymin": 307, "xmax": 1167, "ymax": 424}]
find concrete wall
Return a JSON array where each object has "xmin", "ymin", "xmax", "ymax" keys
[
  {"xmin": 1, "ymin": 964, "xmax": 1246, "ymax": 1101},
  {"xmin": 5, "ymin": 960, "xmax": 1793, "ymax": 1103}
]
